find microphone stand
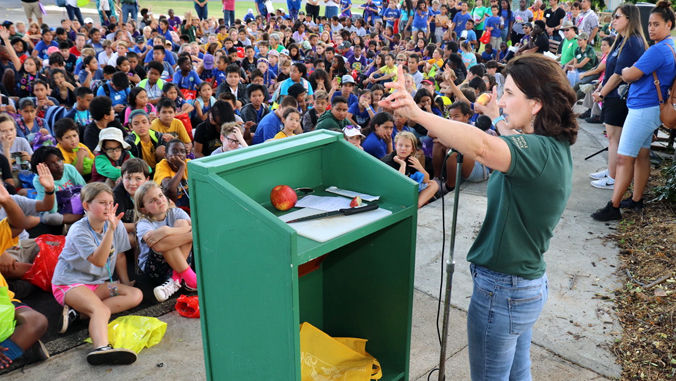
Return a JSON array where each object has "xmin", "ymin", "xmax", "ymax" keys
[{"xmin": 437, "ymin": 151, "xmax": 463, "ymax": 381}]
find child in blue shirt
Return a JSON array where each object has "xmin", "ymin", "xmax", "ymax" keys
[
  {"xmin": 382, "ymin": 2, "xmax": 401, "ymax": 28},
  {"xmin": 484, "ymin": 5, "xmax": 503, "ymax": 46},
  {"xmin": 33, "ymin": 29, "xmax": 58, "ymax": 60},
  {"xmin": 172, "ymin": 56, "xmax": 202, "ymax": 92}
]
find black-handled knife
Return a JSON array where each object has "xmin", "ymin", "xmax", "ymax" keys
[{"xmin": 286, "ymin": 203, "xmax": 379, "ymax": 223}]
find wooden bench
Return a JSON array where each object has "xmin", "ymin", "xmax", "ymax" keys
[{"xmin": 549, "ymin": 39, "xmax": 561, "ymax": 55}]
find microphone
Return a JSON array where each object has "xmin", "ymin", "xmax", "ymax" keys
[{"xmin": 475, "ymin": 115, "xmax": 493, "ymax": 131}]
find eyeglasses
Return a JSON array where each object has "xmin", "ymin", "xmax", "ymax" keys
[
  {"xmin": 613, "ymin": 14, "xmax": 625, "ymax": 19},
  {"xmin": 104, "ymin": 147, "xmax": 123, "ymax": 154},
  {"xmin": 344, "ymin": 125, "xmax": 361, "ymax": 130},
  {"xmin": 226, "ymin": 137, "xmax": 239, "ymax": 144}
]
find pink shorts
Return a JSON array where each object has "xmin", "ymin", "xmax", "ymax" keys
[{"xmin": 52, "ymin": 284, "xmax": 101, "ymax": 306}]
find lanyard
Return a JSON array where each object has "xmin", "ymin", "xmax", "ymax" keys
[{"xmin": 87, "ymin": 220, "xmax": 114, "ymax": 282}]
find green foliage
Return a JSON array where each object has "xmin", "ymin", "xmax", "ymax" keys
[{"xmin": 653, "ymin": 161, "xmax": 676, "ymax": 203}]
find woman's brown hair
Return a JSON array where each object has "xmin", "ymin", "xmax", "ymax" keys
[{"xmin": 503, "ymin": 55, "xmax": 579, "ymax": 145}]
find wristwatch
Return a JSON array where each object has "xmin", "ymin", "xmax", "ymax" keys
[{"xmin": 492, "ymin": 115, "xmax": 506, "ymax": 126}]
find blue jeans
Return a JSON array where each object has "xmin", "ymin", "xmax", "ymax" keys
[
  {"xmin": 223, "ymin": 10, "xmax": 235, "ymax": 27},
  {"xmin": 194, "ymin": 3, "xmax": 208, "ymax": 20},
  {"xmin": 325, "ymin": 6, "xmax": 339, "ymax": 18},
  {"xmin": 121, "ymin": 3, "xmax": 137, "ymax": 23},
  {"xmin": 467, "ymin": 264, "xmax": 548, "ymax": 381},
  {"xmin": 65, "ymin": 5, "xmax": 84, "ymax": 25}
]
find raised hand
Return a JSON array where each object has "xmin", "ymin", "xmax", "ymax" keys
[
  {"xmin": 107, "ymin": 203, "xmax": 124, "ymax": 231},
  {"xmin": 379, "ymin": 65, "xmax": 422, "ymax": 122},
  {"xmin": 36, "ymin": 163, "xmax": 55, "ymax": 191}
]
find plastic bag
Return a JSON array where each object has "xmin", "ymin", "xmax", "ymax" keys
[
  {"xmin": 300, "ymin": 322, "xmax": 382, "ymax": 381},
  {"xmin": 175, "ymin": 113, "xmax": 193, "ymax": 140},
  {"xmin": 22, "ymin": 235, "xmax": 66, "ymax": 291},
  {"xmin": 85, "ymin": 316, "xmax": 167, "ymax": 354},
  {"xmin": 0, "ymin": 288, "xmax": 15, "ymax": 342},
  {"xmin": 175, "ymin": 295, "xmax": 200, "ymax": 318}
]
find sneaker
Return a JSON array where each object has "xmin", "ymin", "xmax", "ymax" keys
[
  {"xmin": 24, "ymin": 340, "xmax": 50, "ymax": 362},
  {"xmin": 591, "ymin": 201, "xmax": 622, "ymax": 221},
  {"xmin": 585, "ymin": 115, "xmax": 602, "ymax": 124},
  {"xmin": 589, "ymin": 168, "xmax": 609, "ymax": 180},
  {"xmin": 153, "ymin": 278, "xmax": 181, "ymax": 302},
  {"xmin": 578, "ymin": 109, "xmax": 591, "ymax": 119},
  {"xmin": 58, "ymin": 305, "xmax": 80, "ymax": 334},
  {"xmin": 591, "ymin": 176, "xmax": 615, "ymax": 189},
  {"xmin": 182, "ymin": 280, "xmax": 197, "ymax": 292},
  {"xmin": 87, "ymin": 345, "xmax": 137, "ymax": 365},
  {"xmin": 619, "ymin": 197, "xmax": 644, "ymax": 210}
]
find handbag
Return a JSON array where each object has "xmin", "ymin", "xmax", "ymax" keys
[
  {"xmin": 300, "ymin": 322, "xmax": 382, "ymax": 381},
  {"xmin": 652, "ymin": 43, "xmax": 676, "ymax": 129},
  {"xmin": 56, "ymin": 185, "xmax": 83, "ymax": 215},
  {"xmin": 479, "ymin": 31, "xmax": 491, "ymax": 45},
  {"xmin": 265, "ymin": 0, "xmax": 274, "ymax": 14}
]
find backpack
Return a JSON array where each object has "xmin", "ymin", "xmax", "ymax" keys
[
  {"xmin": 654, "ymin": 43, "xmax": 676, "ymax": 129},
  {"xmin": 56, "ymin": 0, "xmax": 67, "ymax": 7},
  {"xmin": 96, "ymin": 83, "xmax": 112, "ymax": 98},
  {"xmin": 44, "ymin": 105, "xmax": 68, "ymax": 135}
]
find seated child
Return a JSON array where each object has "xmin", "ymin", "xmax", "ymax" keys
[
  {"xmin": 153, "ymin": 139, "xmax": 190, "ymax": 212},
  {"xmin": 343, "ymin": 125, "xmax": 365, "ymax": 150},
  {"xmin": 362, "ymin": 112, "xmax": 394, "ymax": 159},
  {"xmin": 150, "ymin": 98, "xmax": 193, "ymax": 154},
  {"xmin": 51, "ymin": 183, "xmax": 142, "ymax": 365},
  {"xmin": 0, "ymin": 113, "xmax": 34, "ymax": 173},
  {"xmin": 301, "ymin": 90, "xmax": 328, "ymax": 132},
  {"xmin": 30, "ymin": 146, "xmax": 86, "ymax": 224},
  {"xmin": 193, "ymin": 81, "xmax": 216, "ymax": 124},
  {"xmin": 162, "ymin": 83, "xmax": 195, "ymax": 117},
  {"xmin": 381, "ymin": 132, "xmax": 438, "ymax": 208},
  {"xmin": 135, "ymin": 181, "xmax": 196, "ymax": 302},
  {"xmin": 210, "ymin": 123, "xmax": 248, "ymax": 155},
  {"xmin": 113, "ymin": 159, "xmax": 150, "ymax": 267},
  {"xmin": 14, "ymin": 98, "xmax": 51, "ymax": 141},
  {"xmin": 123, "ymin": 87, "xmax": 157, "ymax": 127},
  {"xmin": 64, "ymin": 87, "xmax": 94, "ymax": 134},
  {"xmin": 91, "ymin": 128, "xmax": 135, "ymax": 185},
  {"xmin": 54, "ymin": 119, "xmax": 95, "ymax": 180},
  {"xmin": 125, "ymin": 110, "xmax": 165, "ymax": 175},
  {"xmin": 0, "ymin": 183, "xmax": 50, "ymax": 366},
  {"xmin": 83, "ymin": 96, "xmax": 128, "ymax": 153},
  {"xmin": 272, "ymin": 108, "xmax": 301, "ymax": 140}
]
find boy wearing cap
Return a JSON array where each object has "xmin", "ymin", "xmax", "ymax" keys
[
  {"xmin": 130, "ymin": 36, "xmax": 150, "ymax": 60},
  {"xmin": 268, "ymin": 50, "xmax": 280, "ymax": 76},
  {"xmin": 329, "ymin": 75, "xmax": 358, "ymax": 108},
  {"xmin": 54, "ymin": 118, "xmax": 95, "ymax": 179}
]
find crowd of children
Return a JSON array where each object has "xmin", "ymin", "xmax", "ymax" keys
[{"xmin": 0, "ymin": 0, "xmax": 597, "ymax": 369}]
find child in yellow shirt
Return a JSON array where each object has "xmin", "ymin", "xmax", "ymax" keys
[
  {"xmin": 0, "ymin": 171, "xmax": 50, "ymax": 366},
  {"xmin": 54, "ymin": 119, "xmax": 95, "ymax": 180},
  {"xmin": 150, "ymin": 98, "xmax": 193, "ymax": 154},
  {"xmin": 154, "ymin": 139, "xmax": 190, "ymax": 213}
]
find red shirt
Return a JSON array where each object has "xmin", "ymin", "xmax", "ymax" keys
[{"xmin": 69, "ymin": 46, "xmax": 81, "ymax": 57}]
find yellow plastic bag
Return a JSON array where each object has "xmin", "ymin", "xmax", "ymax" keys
[
  {"xmin": 300, "ymin": 322, "xmax": 382, "ymax": 381},
  {"xmin": 85, "ymin": 316, "xmax": 167, "ymax": 354}
]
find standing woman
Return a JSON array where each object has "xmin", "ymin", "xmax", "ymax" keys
[
  {"xmin": 590, "ymin": 3, "xmax": 647, "ymax": 190},
  {"xmin": 592, "ymin": 1, "xmax": 675, "ymax": 221},
  {"xmin": 65, "ymin": 0, "xmax": 85, "ymax": 25},
  {"xmin": 306, "ymin": 0, "xmax": 320, "ymax": 23},
  {"xmin": 382, "ymin": 56, "xmax": 578, "ymax": 380},
  {"xmin": 194, "ymin": 0, "xmax": 209, "ymax": 21}
]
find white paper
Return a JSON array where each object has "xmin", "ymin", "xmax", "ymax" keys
[
  {"xmin": 325, "ymin": 186, "xmax": 380, "ymax": 202},
  {"xmin": 295, "ymin": 195, "xmax": 353, "ymax": 211}
]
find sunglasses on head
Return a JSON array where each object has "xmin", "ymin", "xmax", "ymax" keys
[{"xmin": 344, "ymin": 125, "xmax": 361, "ymax": 130}]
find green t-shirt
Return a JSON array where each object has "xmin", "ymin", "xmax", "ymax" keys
[
  {"xmin": 466, "ymin": 134, "xmax": 572, "ymax": 279},
  {"xmin": 575, "ymin": 45, "xmax": 597, "ymax": 71},
  {"xmin": 471, "ymin": 6, "xmax": 490, "ymax": 30},
  {"xmin": 559, "ymin": 38, "xmax": 578, "ymax": 65}
]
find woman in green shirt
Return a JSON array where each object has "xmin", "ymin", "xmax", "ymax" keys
[{"xmin": 381, "ymin": 56, "xmax": 578, "ymax": 380}]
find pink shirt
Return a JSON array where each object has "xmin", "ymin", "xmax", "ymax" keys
[{"xmin": 222, "ymin": 0, "xmax": 235, "ymax": 11}]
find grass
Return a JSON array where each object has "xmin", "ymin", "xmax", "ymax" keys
[{"xmin": 81, "ymin": 1, "xmax": 368, "ymax": 20}]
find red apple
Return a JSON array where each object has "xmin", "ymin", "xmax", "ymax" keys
[
  {"xmin": 350, "ymin": 196, "xmax": 362, "ymax": 207},
  {"xmin": 270, "ymin": 185, "xmax": 298, "ymax": 211}
]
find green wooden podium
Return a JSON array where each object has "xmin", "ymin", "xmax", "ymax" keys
[{"xmin": 188, "ymin": 130, "xmax": 418, "ymax": 381}]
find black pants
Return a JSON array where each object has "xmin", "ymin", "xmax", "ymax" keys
[
  {"xmin": 511, "ymin": 31, "xmax": 524, "ymax": 46},
  {"xmin": 305, "ymin": 4, "xmax": 320, "ymax": 22},
  {"xmin": 475, "ymin": 29, "xmax": 484, "ymax": 51}
]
